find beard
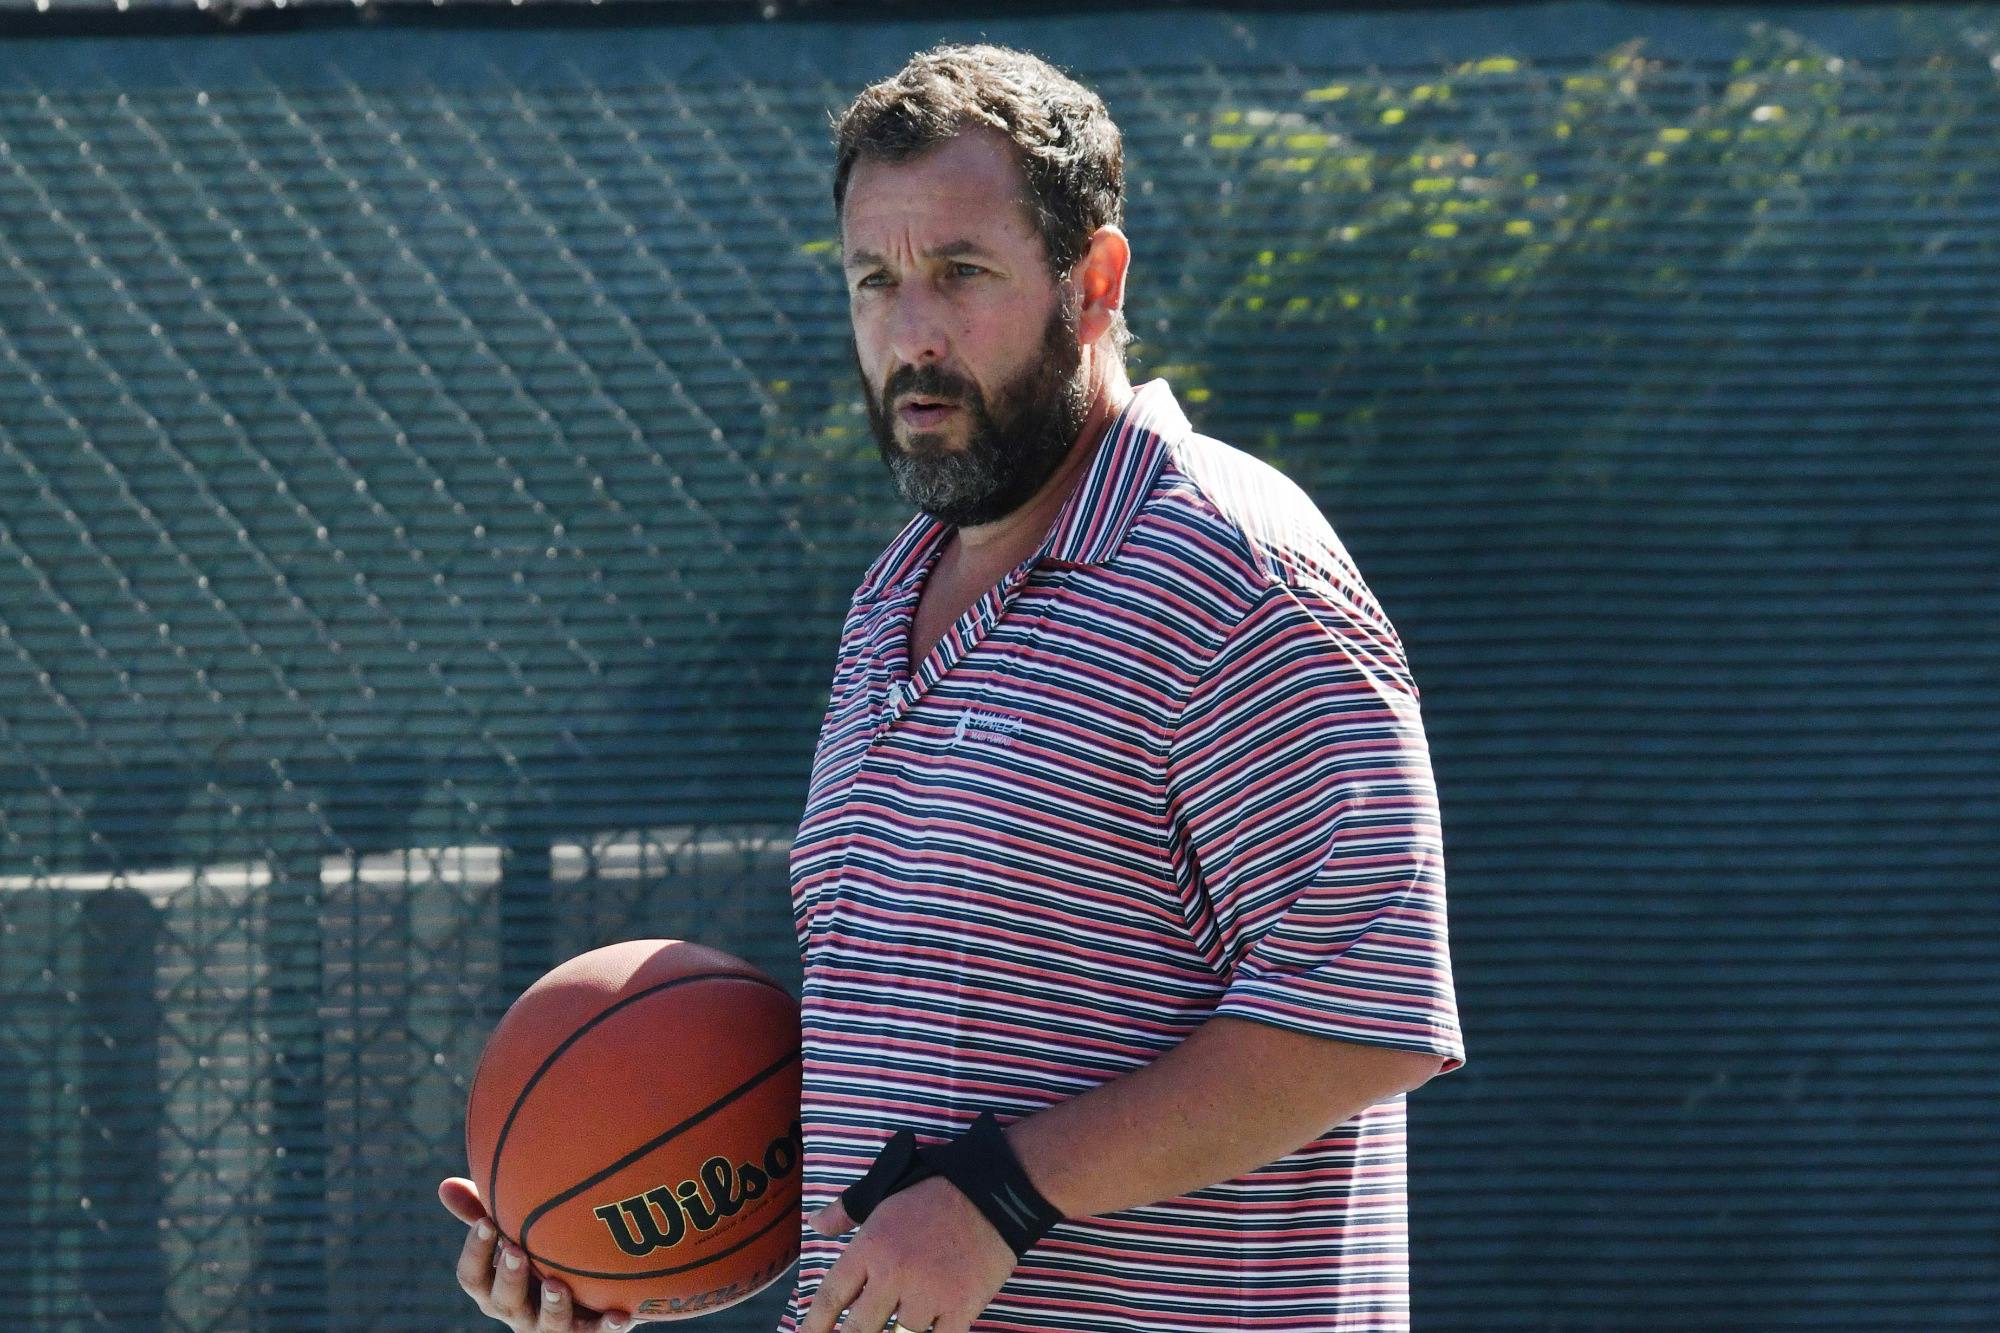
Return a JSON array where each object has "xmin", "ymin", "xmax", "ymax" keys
[{"xmin": 858, "ymin": 296, "xmax": 1090, "ymax": 528}]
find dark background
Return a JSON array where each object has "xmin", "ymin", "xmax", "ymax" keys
[{"xmin": 0, "ymin": 2, "xmax": 1993, "ymax": 1328}]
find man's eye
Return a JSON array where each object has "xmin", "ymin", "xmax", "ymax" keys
[
  {"xmin": 951, "ymin": 263, "xmax": 984, "ymax": 278},
  {"xmin": 855, "ymin": 273, "xmax": 888, "ymax": 290}
]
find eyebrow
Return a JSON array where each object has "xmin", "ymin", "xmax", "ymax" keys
[{"xmin": 842, "ymin": 239, "xmax": 996, "ymax": 270}]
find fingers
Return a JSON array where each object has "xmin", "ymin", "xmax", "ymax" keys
[
  {"xmin": 447, "ymin": 1181, "xmax": 631, "ymax": 1332},
  {"xmin": 809, "ymin": 1197, "xmax": 853, "ymax": 1237},
  {"xmin": 489, "ymin": 1241, "xmax": 534, "ymax": 1323},
  {"xmin": 494, "ymin": 1242, "xmax": 643, "ymax": 1331},
  {"xmin": 455, "ymin": 1216, "xmax": 502, "ymax": 1311},
  {"xmin": 439, "ymin": 1176, "xmax": 488, "ymax": 1227},
  {"xmin": 534, "ymin": 1277, "xmax": 611, "ymax": 1333},
  {"xmin": 839, "ymin": 1289, "xmax": 899, "ymax": 1333},
  {"xmin": 532, "ymin": 1278, "xmax": 574, "ymax": 1333},
  {"xmin": 797, "ymin": 1253, "xmax": 865, "ymax": 1333},
  {"xmin": 537, "ymin": 1278, "xmax": 631, "ymax": 1333},
  {"xmin": 578, "ymin": 1300, "xmax": 634, "ymax": 1333}
]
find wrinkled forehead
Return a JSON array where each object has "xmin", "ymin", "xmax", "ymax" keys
[{"xmin": 840, "ymin": 131, "xmax": 1045, "ymax": 262}]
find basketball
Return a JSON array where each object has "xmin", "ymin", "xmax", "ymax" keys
[{"xmin": 465, "ymin": 939, "xmax": 803, "ymax": 1321}]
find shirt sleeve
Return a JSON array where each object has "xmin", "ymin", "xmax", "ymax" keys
[{"xmin": 1166, "ymin": 576, "xmax": 1464, "ymax": 1073}]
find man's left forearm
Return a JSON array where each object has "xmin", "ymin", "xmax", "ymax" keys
[{"xmin": 1002, "ymin": 1014, "xmax": 1445, "ymax": 1220}]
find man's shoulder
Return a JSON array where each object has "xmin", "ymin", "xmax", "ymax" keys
[
  {"xmin": 1132, "ymin": 431, "xmax": 1409, "ymax": 677},
  {"xmin": 1140, "ymin": 429, "xmax": 1368, "ymax": 602}
]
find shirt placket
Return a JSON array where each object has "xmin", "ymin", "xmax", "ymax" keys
[
  {"xmin": 869, "ymin": 583, "xmax": 926, "ymax": 740},
  {"xmin": 884, "ymin": 561, "xmax": 1042, "ymax": 739}
]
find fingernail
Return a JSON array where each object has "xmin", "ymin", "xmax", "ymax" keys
[
  {"xmin": 543, "ymin": 1284, "xmax": 564, "ymax": 1303},
  {"xmin": 504, "ymin": 1249, "xmax": 523, "ymax": 1271},
  {"xmin": 475, "ymin": 1221, "xmax": 493, "ymax": 1240},
  {"xmin": 604, "ymin": 1317, "xmax": 627, "ymax": 1331}
]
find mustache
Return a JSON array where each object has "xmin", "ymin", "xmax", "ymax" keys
[{"xmin": 884, "ymin": 365, "xmax": 976, "ymax": 407}]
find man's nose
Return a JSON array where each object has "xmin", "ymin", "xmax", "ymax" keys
[{"xmin": 886, "ymin": 285, "xmax": 950, "ymax": 367}]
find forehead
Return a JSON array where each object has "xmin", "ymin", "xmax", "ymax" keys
[{"xmin": 841, "ymin": 128, "xmax": 1044, "ymax": 261}]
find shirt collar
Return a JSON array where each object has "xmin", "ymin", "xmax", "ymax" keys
[{"xmin": 858, "ymin": 378, "xmax": 1188, "ymax": 601}]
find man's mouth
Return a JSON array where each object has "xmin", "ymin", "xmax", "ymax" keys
[{"xmin": 898, "ymin": 399, "xmax": 961, "ymax": 427}]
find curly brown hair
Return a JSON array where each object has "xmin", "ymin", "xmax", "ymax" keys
[{"xmin": 832, "ymin": 43, "xmax": 1133, "ymax": 355}]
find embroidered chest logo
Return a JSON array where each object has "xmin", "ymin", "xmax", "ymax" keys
[{"xmin": 951, "ymin": 710, "xmax": 1025, "ymax": 749}]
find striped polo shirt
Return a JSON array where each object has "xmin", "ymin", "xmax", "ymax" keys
[{"xmin": 782, "ymin": 378, "xmax": 1463, "ymax": 1332}]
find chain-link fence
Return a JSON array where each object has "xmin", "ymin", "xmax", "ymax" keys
[{"xmin": 1, "ymin": 4, "xmax": 1996, "ymax": 1329}]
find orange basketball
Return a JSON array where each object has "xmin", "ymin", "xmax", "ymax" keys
[{"xmin": 465, "ymin": 939, "xmax": 802, "ymax": 1322}]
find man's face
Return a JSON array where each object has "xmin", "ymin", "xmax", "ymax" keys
[{"xmin": 842, "ymin": 129, "xmax": 1091, "ymax": 527}]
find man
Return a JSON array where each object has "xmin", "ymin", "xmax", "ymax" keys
[{"xmin": 443, "ymin": 42, "xmax": 1463, "ymax": 1333}]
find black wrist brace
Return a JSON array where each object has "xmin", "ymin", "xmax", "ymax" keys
[{"xmin": 839, "ymin": 1110, "xmax": 1065, "ymax": 1258}]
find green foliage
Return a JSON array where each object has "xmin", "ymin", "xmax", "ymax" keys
[{"xmin": 1164, "ymin": 15, "xmax": 1994, "ymax": 492}]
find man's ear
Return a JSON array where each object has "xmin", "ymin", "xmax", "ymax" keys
[{"xmin": 1071, "ymin": 225, "xmax": 1130, "ymax": 347}]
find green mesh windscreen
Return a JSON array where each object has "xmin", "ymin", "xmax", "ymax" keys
[{"xmin": 0, "ymin": 5, "xmax": 1995, "ymax": 1330}]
